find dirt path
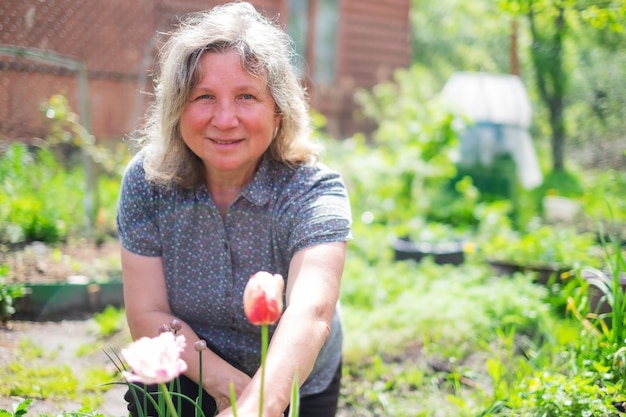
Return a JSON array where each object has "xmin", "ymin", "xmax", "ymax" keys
[{"xmin": 0, "ymin": 318, "xmax": 130, "ymax": 416}]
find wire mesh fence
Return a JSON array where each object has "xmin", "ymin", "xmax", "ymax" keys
[
  {"xmin": 0, "ymin": 0, "xmax": 411, "ymax": 147},
  {"xmin": 0, "ymin": 0, "xmax": 273, "ymax": 144},
  {"xmin": 2, "ymin": 0, "xmax": 148, "ymax": 142}
]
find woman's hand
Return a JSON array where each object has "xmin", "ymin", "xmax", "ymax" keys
[{"xmin": 208, "ymin": 367, "xmax": 252, "ymax": 413}]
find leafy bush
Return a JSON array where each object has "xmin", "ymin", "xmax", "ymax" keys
[
  {"xmin": 0, "ymin": 264, "xmax": 25, "ymax": 323},
  {"xmin": 475, "ymin": 202, "xmax": 602, "ymax": 269},
  {"xmin": 0, "ymin": 142, "xmax": 122, "ymax": 244},
  {"xmin": 345, "ymin": 65, "xmax": 468, "ymax": 230},
  {"xmin": 512, "ymin": 372, "xmax": 617, "ymax": 416},
  {"xmin": 0, "ymin": 143, "xmax": 86, "ymax": 243},
  {"xmin": 581, "ymin": 169, "xmax": 626, "ymax": 227},
  {"xmin": 92, "ymin": 305, "xmax": 126, "ymax": 338}
]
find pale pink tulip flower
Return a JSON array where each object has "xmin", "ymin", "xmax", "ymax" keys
[{"xmin": 121, "ymin": 331, "xmax": 188, "ymax": 385}]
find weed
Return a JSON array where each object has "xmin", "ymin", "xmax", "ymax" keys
[
  {"xmin": 0, "ymin": 265, "xmax": 26, "ymax": 323},
  {"xmin": 92, "ymin": 306, "xmax": 126, "ymax": 338}
]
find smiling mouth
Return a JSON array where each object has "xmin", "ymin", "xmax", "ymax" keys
[{"xmin": 210, "ymin": 138, "xmax": 243, "ymax": 145}]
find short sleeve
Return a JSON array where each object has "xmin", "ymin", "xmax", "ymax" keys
[
  {"xmin": 116, "ymin": 152, "xmax": 163, "ymax": 257},
  {"xmin": 279, "ymin": 165, "xmax": 352, "ymax": 254}
]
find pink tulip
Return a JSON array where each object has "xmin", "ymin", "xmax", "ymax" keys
[
  {"xmin": 121, "ymin": 331, "xmax": 188, "ymax": 385},
  {"xmin": 243, "ymin": 271, "xmax": 284, "ymax": 326}
]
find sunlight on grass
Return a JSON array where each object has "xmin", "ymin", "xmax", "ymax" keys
[{"xmin": 341, "ymin": 259, "xmax": 553, "ymax": 362}]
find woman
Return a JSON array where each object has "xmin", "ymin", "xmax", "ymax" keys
[{"xmin": 116, "ymin": 2, "xmax": 352, "ymax": 417}]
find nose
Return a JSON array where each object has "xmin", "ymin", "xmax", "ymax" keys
[{"xmin": 211, "ymin": 99, "xmax": 238, "ymax": 129}]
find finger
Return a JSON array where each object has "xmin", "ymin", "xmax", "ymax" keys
[{"xmin": 216, "ymin": 398, "xmax": 230, "ymax": 412}]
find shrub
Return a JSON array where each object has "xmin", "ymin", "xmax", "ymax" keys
[{"xmin": 0, "ymin": 264, "xmax": 26, "ymax": 323}]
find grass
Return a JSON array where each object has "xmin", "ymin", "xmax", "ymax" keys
[
  {"xmin": 338, "ymin": 251, "xmax": 557, "ymax": 416},
  {"xmin": 0, "ymin": 319, "xmax": 128, "ymax": 415}
]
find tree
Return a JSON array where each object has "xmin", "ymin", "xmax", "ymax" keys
[
  {"xmin": 410, "ymin": 0, "xmax": 511, "ymax": 85},
  {"xmin": 498, "ymin": 0, "xmax": 626, "ymax": 172}
]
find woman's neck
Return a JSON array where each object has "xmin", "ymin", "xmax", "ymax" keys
[{"xmin": 205, "ymin": 172, "xmax": 252, "ymax": 219}]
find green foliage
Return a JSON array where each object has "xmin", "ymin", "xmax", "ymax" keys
[
  {"xmin": 479, "ymin": 223, "xmax": 601, "ymax": 269},
  {"xmin": 0, "ymin": 339, "xmax": 81, "ymax": 399},
  {"xmin": 573, "ymin": 236, "xmax": 626, "ymax": 342},
  {"xmin": 0, "ymin": 399, "xmax": 31, "ymax": 417},
  {"xmin": 473, "ymin": 198, "xmax": 602, "ymax": 269},
  {"xmin": 92, "ymin": 306, "xmax": 126, "ymax": 338},
  {"xmin": 512, "ymin": 372, "xmax": 616, "ymax": 416},
  {"xmin": 567, "ymin": 43, "xmax": 626, "ymax": 159},
  {"xmin": 0, "ymin": 405, "xmax": 107, "ymax": 417},
  {"xmin": 0, "ymin": 142, "xmax": 122, "ymax": 244},
  {"xmin": 321, "ymin": 65, "xmax": 488, "ymax": 241},
  {"xmin": 580, "ymin": 169, "xmax": 626, "ymax": 225},
  {"xmin": 498, "ymin": 0, "xmax": 626, "ymax": 172},
  {"xmin": 0, "ymin": 93, "xmax": 127, "ymax": 245},
  {"xmin": 0, "ymin": 265, "xmax": 26, "ymax": 322},
  {"xmin": 41, "ymin": 94, "xmax": 120, "ymax": 174},
  {"xmin": 352, "ymin": 65, "xmax": 460, "ymax": 228},
  {"xmin": 341, "ymin": 257, "xmax": 555, "ymax": 361},
  {"xmin": 0, "ymin": 143, "xmax": 84, "ymax": 243},
  {"xmin": 2, "ymin": 361, "xmax": 80, "ymax": 399},
  {"xmin": 331, "ymin": 68, "xmax": 625, "ymax": 413},
  {"xmin": 410, "ymin": 0, "xmax": 511, "ymax": 79},
  {"xmin": 538, "ymin": 169, "xmax": 585, "ymax": 198}
]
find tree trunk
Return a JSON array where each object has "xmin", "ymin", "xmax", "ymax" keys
[
  {"xmin": 527, "ymin": 5, "xmax": 567, "ymax": 172},
  {"xmin": 549, "ymin": 98, "xmax": 566, "ymax": 171},
  {"xmin": 510, "ymin": 18, "xmax": 520, "ymax": 76}
]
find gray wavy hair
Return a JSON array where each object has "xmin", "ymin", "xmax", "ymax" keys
[{"xmin": 136, "ymin": 1, "xmax": 319, "ymax": 188}]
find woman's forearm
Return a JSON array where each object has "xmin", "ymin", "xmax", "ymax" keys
[{"xmin": 235, "ymin": 305, "xmax": 332, "ymax": 416}]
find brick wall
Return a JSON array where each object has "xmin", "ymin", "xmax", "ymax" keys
[
  {"xmin": 330, "ymin": 0, "xmax": 411, "ymax": 136},
  {"xmin": 0, "ymin": 0, "xmax": 410, "ymax": 142},
  {"xmin": 0, "ymin": 0, "xmax": 154, "ymax": 140}
]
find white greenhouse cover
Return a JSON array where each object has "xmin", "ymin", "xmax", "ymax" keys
[{"xmin": 441, "ymin": 72, "xmax": 542, "ymax": 189}]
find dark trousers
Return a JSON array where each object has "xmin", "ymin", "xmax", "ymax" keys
[{"xmin": 124, "ymin": 362, "xmax": 342, "ymax": 417}]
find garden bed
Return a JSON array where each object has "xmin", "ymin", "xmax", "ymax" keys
[
  {"xmin": 488, "ymin": 260, "xmax": 571, "ymax": 285},
  {"xmin": 392, "ymin": 237, "xmax": 465, "ymax": 265},
  {"xmin": 1, "ymin": 239, "xmax": 123, "ymax": 320}
]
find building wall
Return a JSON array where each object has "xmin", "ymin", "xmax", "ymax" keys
[
  {"xmin": 0, "ymin": 0, "xmax": 410, "ymax": 142},
  {"xmin": 321, "ymin": 0, "xmax": 412, "ymax": 136},
  {"xmin": 0, "ymin": 0, "xmax": 155, "ymax": 140}
]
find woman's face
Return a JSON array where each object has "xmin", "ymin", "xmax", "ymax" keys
[{"xmin": 180, "ymin": 50, "xmax": 280, "ymax": 181}]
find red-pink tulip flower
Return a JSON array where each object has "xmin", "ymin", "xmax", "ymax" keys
[
  {"xmin": 241, "ymin": 271, "xmax": 286, "ymax": 417},
  {"xmin": 243, "ymin": 271, "xmax": 284, "ymax": 326}
]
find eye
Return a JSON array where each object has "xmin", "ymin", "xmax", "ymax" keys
[
  {"xmin": 240, "ymin": 93, "xmax": 255, "ymax": 100},
  {"xmin": 195, "ymin": 94, "xmax": 213, "ymax": 101}
]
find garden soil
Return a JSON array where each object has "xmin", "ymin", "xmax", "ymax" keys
[
  {"xmin": 1, "ymin": 239, "xmax": 122, "ymax": 286},
  {"xmin": 0, "ymin": 239, "xmax": 129, "ymax": 416}
]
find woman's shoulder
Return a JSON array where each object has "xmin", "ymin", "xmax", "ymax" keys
[
  {"xmin": 122, "ymin": 148, "xmax": 148, "ymax": 177},
  {"xmin": 264, "ymin": 159, "xmax": 347, "ymax": 205},
  {"xmin": 120, "ymin": 148, "xmax": 169, "ymax": 196},
  {"xmin": 268, "ymin": 158, "xmax": 342, "ymax": 186}
]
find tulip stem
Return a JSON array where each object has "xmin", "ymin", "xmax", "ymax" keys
[
  {"xmin": 197, "ymin": 350, "xmax": 203, "ymax": 415},
  {"xmin": 259, "ymin": 324, "xmax": 268, "ymax": 417},
  {"xmin": 159, "ymin": 383, "xmax": 179, "ymax": 417}
]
